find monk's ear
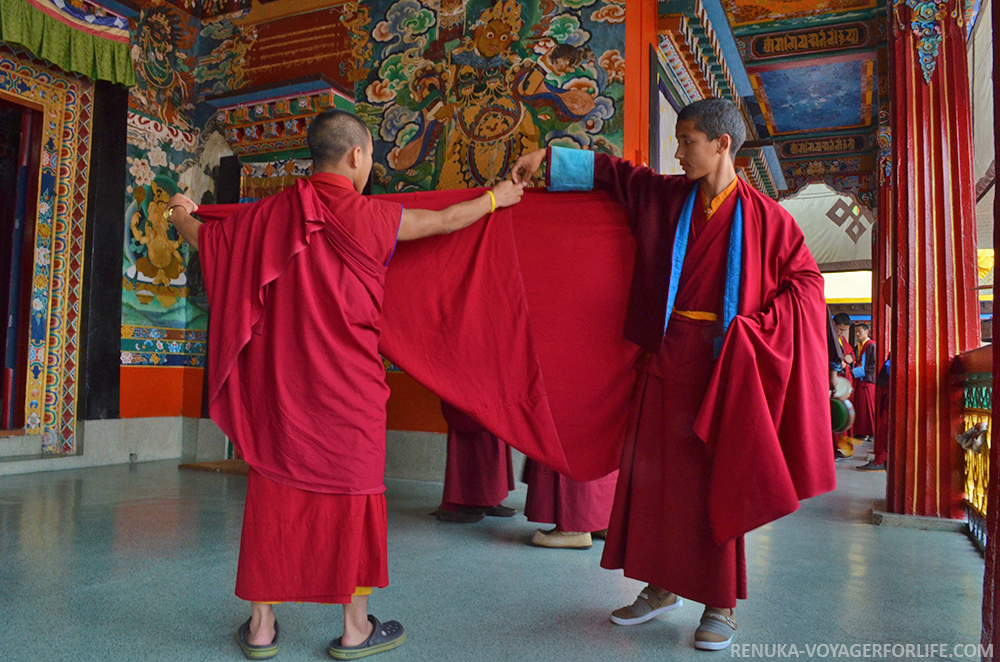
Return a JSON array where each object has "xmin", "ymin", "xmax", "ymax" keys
[
  {"xmin": 718, "ymin": 133, "xmax": 732, "ymax": 155},
  {"xmin": 350, "ymin": 145, "xmax": 364, "ymax": 168}
]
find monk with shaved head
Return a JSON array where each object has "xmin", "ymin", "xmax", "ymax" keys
[{"xmin": 168, "ymin": 109, "xmax": 524, "ymax": 660}]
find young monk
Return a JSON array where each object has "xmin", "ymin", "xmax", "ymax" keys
[
  {"xmin": 167, "ymin": 109, "xmax": 524, "ymax": 660},
  {"xmin": 511, "ymin": 97, "xmax": 833, "ymax": 651}
]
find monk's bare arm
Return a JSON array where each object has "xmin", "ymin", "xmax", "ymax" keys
[
  {"xmin": 397, "ymin": 180, "xmax": 525, "ymax": 241},
  {"xmin": 167, "ymin": 193, "xmax": 201, "ymax": 251}
]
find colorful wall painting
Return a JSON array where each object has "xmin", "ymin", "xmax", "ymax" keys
[
  {"xmin": 0, "ymin": 44, "xmax": 94, "ymax": 454},
  {"xmin": 122, "ymin": 3, "xmax": 247, "ymax": 369},
  {"xmin": 357, "ymin": 0, "xmax": 627, "ymax": 193}
]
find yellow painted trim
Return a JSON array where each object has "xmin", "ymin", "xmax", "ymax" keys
[{"xmin": 825, "ymin": 298, "xmax": 871, "ymax": 303}]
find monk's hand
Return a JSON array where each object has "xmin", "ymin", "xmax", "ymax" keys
[
  {"xmin": 490, "ymin": 180, "xmax": 525, "ymax": 209},
  {"xmin": 167, "ymin": 192, "xmax": 198, "ymax": 219},
  {"xmin": 510, "ymin": 148, "xmax": 546, "ymax": 184}
]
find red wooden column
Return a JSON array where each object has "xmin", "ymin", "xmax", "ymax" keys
[
  {"xmin": 886, "ymin": 0, "xmax": 980, "ymax": 518},
  {"xmin": 981, "ymin": 1, "xmax": 999, "ymax": 656}
]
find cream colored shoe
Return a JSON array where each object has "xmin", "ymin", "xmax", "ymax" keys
[
  {"xmin": 529, "ymin": 528, "xmax": 592, "ymax": 549},
  {"xmin": 610, "ymin": 586, "xmax": 683, "ymax": 625},
  {"xmin": 694, "ymin": 608, "xmax": 737, "ymax": 651}
]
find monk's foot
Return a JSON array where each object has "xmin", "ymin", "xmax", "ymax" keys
[
  {"xmin": 529, "ymin": 528, "xmax": 592, "ymax": 549},
  {"xmin": 248, "ymin": 610, "xmax": 277, "ymax": 647},
  {"xmin": 694, "ymin": 607, "xmax": 737, "ymax": 651},
  {"xmin": 592, "ymin": 528, "xmax": 608, "ymax": 540},
  {"xmin": 235, "ymin": 616, "xmax": 279, "ymax": 660},
  {"xmin": 339, "ymin": 615, "xmax": 375, "ymax": 648},
  {"xmin": 610, "ymin": 585, "xmax": 682, "ymax": 625}
]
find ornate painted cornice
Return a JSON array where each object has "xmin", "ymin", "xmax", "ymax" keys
[
  {"xmin": 893, "ymin": 0, "xmax": 966, "ymax": 83},
  {"xmin": 656, "ymin": 0, "xmax": 743, "ymax": 107}
]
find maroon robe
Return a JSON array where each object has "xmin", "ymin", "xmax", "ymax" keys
[
  {"xmin": 523, "ymin": 460, "xmax": 618, "ymax": 532},
  {"xmin": 440, "ymin": 401, "xmax": 514, "ymax": 508},
  {"xmin": 577, "ymin": 153, "xmax": 834, "ymax": 608},
  {"xmin": 852, "ymin": 339, "xmax": 877, "ymax": 437}
]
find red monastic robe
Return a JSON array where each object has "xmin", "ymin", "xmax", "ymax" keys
[
  {"xmin": 852, "ymin": 339, "xmax": 877, "ymax": 437},
  {"xmin": 196, "ymin": 160, "xmax": 833, "ymax": 606},
  {"xmin": 197, "ymin": 174, "xmax": 401, "ymax": 602},
  {"xmin": 440, "ymin": 401, "xmax": 514, "ymax": 508},
  {"xmin": 522, "ymin": 460, "xmax": 618, "ymax": 532},
  {"xmin": 572, "ymin": 153, "xmax": 834, "ymax": 607}
]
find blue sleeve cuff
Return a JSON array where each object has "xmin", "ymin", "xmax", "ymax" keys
[{"xmin": 548, "ymin": 146, "xmax": 594, "ymax": 192}]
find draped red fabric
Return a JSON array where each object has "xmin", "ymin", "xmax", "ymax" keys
[
  {"xmin": 374, "ymin": 188, "xmax": 639, "ymax": 481},
  {"xmin": 196, "ymin": 179, "xmax": 833, "ymax": 544},
  {"xmin": 195, "ymin": 178, "xmax": 401, "ymax": 494},
  {"xmin": 693, "ymin": 180, "xmax": 836, "ymax": 545}
]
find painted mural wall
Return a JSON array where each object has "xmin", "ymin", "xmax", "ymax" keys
[
  {"xmin": 121, "ymin": 3, "xmax": 249, "ymax": 377},
  {"xmin": 0, "ymin": 45, "xmax": 94, "ymax": 452},
  {"xmin": 356, "ymin": 0, "xmax": 627, "ymax": 193}
]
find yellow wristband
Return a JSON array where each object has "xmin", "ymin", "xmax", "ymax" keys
[{"xmin": 487, "ymin": 190, "xmax": 496, "ymax": 214}]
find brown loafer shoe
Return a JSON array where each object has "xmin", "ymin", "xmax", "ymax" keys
[{"xmin": 431, "ymin": 507, "xmax": 484, "ymax": 523}]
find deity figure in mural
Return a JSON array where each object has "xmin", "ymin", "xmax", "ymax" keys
[
  {"xmin": 372, "ymin": 0, "xmax": 617, "ymax": 191},
  {"xmin": 130, "ymin": 180, "xmax": 185, "ymax": 288},
  {"xmin": 131, "ymin": 7, "xmax": 194, "ymax": 128},
  {"xmin": 437, "ymin": 0, "xmax": 539, "ymax": 188}
]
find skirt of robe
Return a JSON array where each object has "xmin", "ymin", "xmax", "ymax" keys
[
  {"xmin": 235, "ymin": 468, "xmax": 389, "ymax": 604},
  {"xmin": 522, "ymin": 460, "xmax": 618, "ymax": 532},
  {"xmin": 601, "ymin": 315, "xmax": 747, "ymax": 608},
  {"xmin": 852, "ymin": 381, "xmax": 877, "ymax": 437}
]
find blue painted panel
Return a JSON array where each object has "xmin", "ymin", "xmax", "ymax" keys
[{"xmin": 759, "ymin": 60, "xmax": 866, "ymax": 133}]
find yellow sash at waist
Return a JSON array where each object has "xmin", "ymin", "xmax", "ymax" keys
[{"xmin": 672, "ymin": 309, "xmax": 718, "ymax": 321}]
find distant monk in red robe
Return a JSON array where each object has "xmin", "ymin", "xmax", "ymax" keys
[
  {"xmin": 433, "ymin": 400, "xmax": 516, "ymax": 523},
  {"xmin": 850, "ymin": 322, "xmax": 877, "ymax": 441},
  {"xmin": 166, "ymin": 109, "xmax": 524, "ymax": 661},
  {"xmin": 511, "ymin": 97, "xmax": 833, "ymax": 651},
  {"xmin": 833, "ymin": 313, "xmax": 857, "ymax": 458},
  {"xmin": 522, "ymin": 461, "xmax": 617, "ymax": 549}
]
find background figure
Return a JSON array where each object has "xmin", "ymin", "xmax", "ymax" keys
[
  {"xmin": 859, "ymin": 354, "xmax": 890, "ymax": 472},
  {"xmin": 522, "ymin": 460, "xmax": 618, "ymax": 549},
  {"xmin": 851, "ymin": 323, "xmax": 877, "ymax": 443},
  {"xmin": 434, "ymin": 401, "xmax": 516, "ymax": 523},
  {"xmin": 832, "ymin": 312, "xmax": 856, "ymax": 458}
]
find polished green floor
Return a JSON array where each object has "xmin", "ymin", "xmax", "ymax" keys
[{"xmin": 0, "ymin": 455, "xmax": 985, "ymax": 662}]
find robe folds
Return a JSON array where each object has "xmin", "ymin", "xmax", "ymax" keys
[
  {"xmin": 196, "ymin": 175, "xmax": 401, "ymax": 495},
  {"xmin": 196, "ymin": 164, "xmax": 834, "ymax": 553},
  {"xmin": 522, "ymin": 460, "xmax": 618, "ymax": 533},
  {"xmin": 440, "ymin": 401, "xmax": 514, "ymax": 508}
]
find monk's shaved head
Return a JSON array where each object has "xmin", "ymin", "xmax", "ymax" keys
[
  {"xmin": 678, "ymin": 98, "xmax": 746, "ymax": 159},
  {"xmin": 307, "ymin": 109, "xmax": 371, "ymax": 169}
]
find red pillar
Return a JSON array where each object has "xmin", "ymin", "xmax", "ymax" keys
[
  {"xmin": 886, "ymin": 0, "xmax": 980, "ymax": 518},
  {"xmin": 981, "ymin": 2, "xmax": 1000, "ymax": 657}
]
